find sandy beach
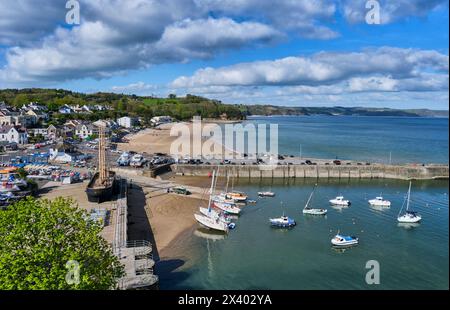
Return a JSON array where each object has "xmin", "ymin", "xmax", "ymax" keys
[{"xmin": 117, "ymin": 122, "xmax": 238, "ymax": 157}]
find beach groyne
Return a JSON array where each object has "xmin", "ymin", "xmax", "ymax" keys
[{"xmin": 172, "ymin": 164, "xmax": 449, "ymax": 180}]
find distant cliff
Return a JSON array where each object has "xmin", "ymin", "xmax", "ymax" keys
[{"xmin": 240, "ymin": 105, "xmax": 449, "ymax": 118}]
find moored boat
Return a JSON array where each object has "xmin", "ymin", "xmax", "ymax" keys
[
  {"xmin": 213, "ymin": 201, "xmax": 241, "ymax": 215},
  {"xmin": 303, "ymin": 184, "xmax": 328, "ymax": 215},
  {"xmin": 329, "ymin": 196, "xmax": 351, "ymax": 206},
  {"xmin": 258, "ymin": 191, "xmax": 275, "ymax": 197},
  {"xmin": 194, "ymin": 213, "xmax": 229, "ymax": 233},
  {"xmin": 331, "ymin": 234, "xmax": 359, "ymax": 247},
  {"xmin": 368, "ymin": 196, "xmax": 391, "ymax": 207},
  {"xmin": 270, "ymin": 215, "xmax": 296, "ymax": 228},
  {"xmin": 397, "ymin": 181, "xmax": 422, "ymax": 223},
  {"xmin": 199, "ymin": 207, "xmax": 231, "ymax": 224},
  {"xmin": 226, "ymin": 191, "xmax": 248, "ymax": 202}
]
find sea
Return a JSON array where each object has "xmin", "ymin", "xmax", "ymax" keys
[{"xmin": 158, "ymin": 116, "xmax": 449, "ymax": 290}]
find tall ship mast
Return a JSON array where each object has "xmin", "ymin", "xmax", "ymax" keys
[{"xmin": 86, "ymin": 125, "xmax": 117, "ymax": 203}]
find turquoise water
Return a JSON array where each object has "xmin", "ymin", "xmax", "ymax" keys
[
  {"xmin": 241, "ymin": 116, "xmax": 449, "ymax": 164},
  {"xmin": 159, "ymin": 179, "xmax": 449, "ymax": 290},
  {"xmin": 158, "ymin": 116, "xmax": 449, "ymax": 290}
]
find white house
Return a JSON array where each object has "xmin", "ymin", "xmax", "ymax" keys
[
  {"xmin": 75, "ymin": 123, "xmax": 94, "ymax": 139},
  {"xmin": 0, "ymin": 126, "xmax": 28, "ymax": 144},
  {"xmin": 49, "ymin": 148, "xmax": 75, "ymax": 163},
  {"xmin": 117, "ymin": 116, "xmax": 137, "ymax": 128}
]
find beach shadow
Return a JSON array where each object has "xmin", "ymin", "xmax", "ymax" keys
[
  {"xmin": 127, "ymin": 184, "xmax": 160, "ymax": 261},
  {"xmin": 155, "ymin": 259, "xmax": 192, "ymax": 290}
]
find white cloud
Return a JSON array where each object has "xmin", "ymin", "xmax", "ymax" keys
[
  {"xmin": 171, "ymin": 47, "xmax": 449, "ymax": 91},
  {"xmin": 0, "ymin": 17, "xmax": 281, "ymax": 84},
  {"xmin": 111, "ymin": 82, "xmax": 157, "ymax": 94}
]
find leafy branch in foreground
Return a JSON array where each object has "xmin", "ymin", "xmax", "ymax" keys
[{"xmin": 0, "ymin": 197, "xmax": 124, "ymax": 290}]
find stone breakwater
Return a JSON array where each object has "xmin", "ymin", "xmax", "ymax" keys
[{"xmin": 172, "ymin": 164, "xmax": 449, "ymax": 180}]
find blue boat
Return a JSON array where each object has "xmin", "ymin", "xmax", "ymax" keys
[{"xmin": 270, "ymin": 215, "xmax": 296, "ymax": 228}]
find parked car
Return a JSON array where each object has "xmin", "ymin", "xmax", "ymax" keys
[{"xmin": 333, "ymin": 160, "xmax": 342, "ymax": 165}]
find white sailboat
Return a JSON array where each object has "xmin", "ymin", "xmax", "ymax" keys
[
  {"xmin": 303, "ymin": 184, "xmax": 327, "ymax": 215},
  {"xmin": 397, "ymin": 181, "xmax": 422, "ymax": 223},
  {"xmin": 194, "ymin": 214, "xmax": 229, "ymax": 232},
  {"xmin": 194, "ymin": 170, "xmax": 230, "ymax": 233}
]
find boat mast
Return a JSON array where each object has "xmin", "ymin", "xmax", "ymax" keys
[
  {"xmin": 98, "ymin": 125, "xmax": 108, "ymax": 184},
  {"xmin": 304, "ymin": 184, "xmax": 317, "ymax": 210},
  {"xmin": 406, "ymin": 181, "xmax": 412, "ymax": 212},
  {"xmin": 207, "ymin": 170, "xmax": 216, "ymax": 212}
]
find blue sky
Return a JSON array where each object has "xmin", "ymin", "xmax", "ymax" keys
[{"xmin": 0, "ymin": 0, "xmax": 448, "ymax": 109}]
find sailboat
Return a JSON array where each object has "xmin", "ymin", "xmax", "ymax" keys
[
  {"xmin": 303, "ymin": 184, "xmax": 327, "ymax": 215},
  {"xmin": 194, "ymin": 170, "xmax": 230, "ymax": 233},
  {"xmin": 397, "ymin": 181, "xmax": 422, "ymax": 223},
  {"xmin": 86, "ymin": 125, "xmax": 117, "ymax": 203}
]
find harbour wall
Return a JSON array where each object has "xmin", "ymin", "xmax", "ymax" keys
[{"xmin": 172, "ymin": 164, "xmax": 449, "ymax": 180}]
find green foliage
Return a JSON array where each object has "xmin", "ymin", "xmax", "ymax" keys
[
  {"xmin": 0, "ymin": 89, "xmax": 246, "ymax": 121},
  {"xmin": 0, "ymin": 197, "xmax": 124, "ymax": 290},
  {"xmin": 16, "ymin": 167, "xmax": 28, "ymax": 179}
]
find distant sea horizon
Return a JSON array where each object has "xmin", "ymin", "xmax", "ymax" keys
[{"xmin": 239, "ymin": 115, "xmax": 449, "ymax": 164}]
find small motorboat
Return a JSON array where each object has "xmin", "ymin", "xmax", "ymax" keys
[
  {"xmin": 270, "ymin": 215, "xmax": 296, "ymax": 228},
  {"xmin": 226, "ymin": 191, "xmax": 248, "ymax": 202},
  {"xmin": 331, "ymin": 234, "xmax": 359, "ymax": 247},
  {"xmin": 368, "ymin": 196, "xmax": 391, "ymax": 207},
  {"xmin": 258, "ymin": 191, "xmax": 275, "ymax": 197},
  {"xmin": 329, "ymin": 196, "xmax": 351, "ymax": 206}
]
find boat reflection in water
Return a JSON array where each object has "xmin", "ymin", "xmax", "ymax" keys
[
  {"xmin": 194, "ymin": 228, "xmax": 228, "ymax": 241},
  {"xmin": 397, "ymin": 222, "xmax": 421, "ymax": 230}
]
